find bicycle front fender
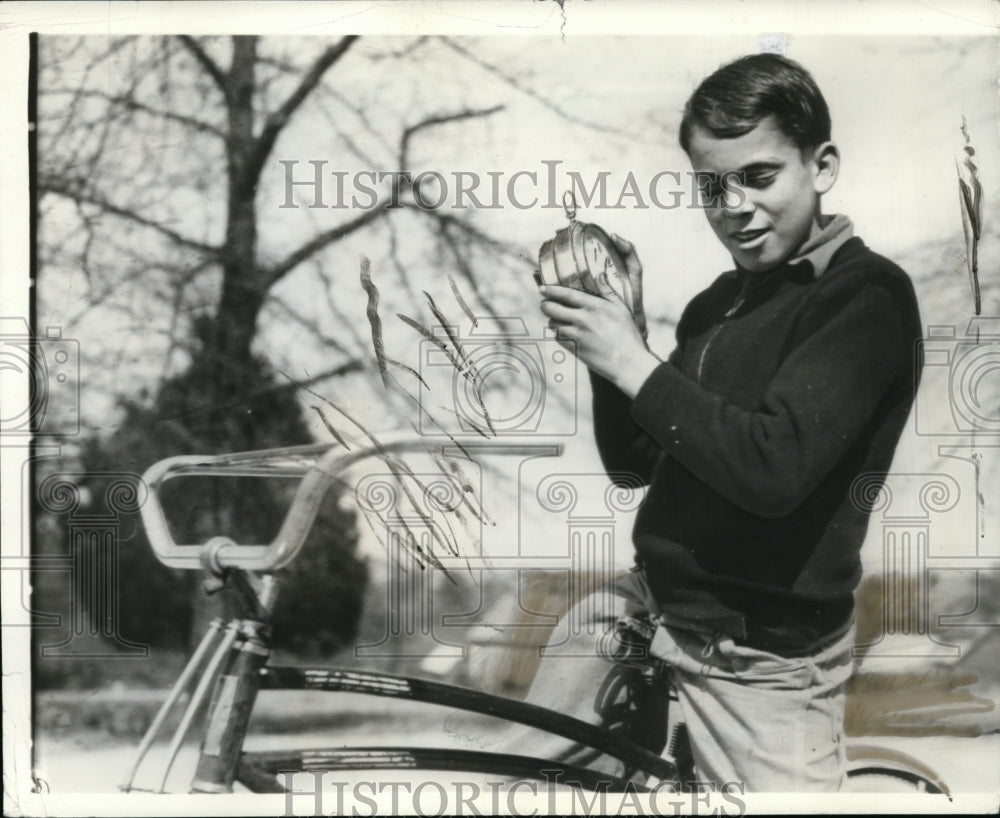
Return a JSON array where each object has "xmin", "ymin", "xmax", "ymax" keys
[{"xmin": 846, "ymin": 742, "xmax": 949, "ymax": 796}]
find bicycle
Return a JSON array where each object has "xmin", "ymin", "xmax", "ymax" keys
[{"xmin": 121, "ymin": 434, "xmax": 949, "ymax": 797}]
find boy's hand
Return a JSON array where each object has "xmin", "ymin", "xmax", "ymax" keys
[
  {"xmin": 540, "ymin": 274, "xmax": 660, "ymax": 399},
  {"xmin": 610, "ymin": 233, "xmax": 648, "ymax": 340}
]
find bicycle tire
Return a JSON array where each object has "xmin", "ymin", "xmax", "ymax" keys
[
  {"xmin": 235, "ymin": 747, "xmax": 650, "ymax": 793},
  {"xmin": 844, "ymin": 766, "xmax": 946, "ymax": 794}
]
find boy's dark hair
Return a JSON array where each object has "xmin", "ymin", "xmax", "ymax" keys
[{"xmin": 679, "ymin": 54, "xmax": 831, "ymax": 155}]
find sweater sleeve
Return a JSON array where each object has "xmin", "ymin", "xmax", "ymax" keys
[
  {"xmin": 629, "ymin": 281, "xmax": 903, "ymax": 518},
  {"xmin": 590, "ymin": 370, "xmax": 661, "ymax": 486}
]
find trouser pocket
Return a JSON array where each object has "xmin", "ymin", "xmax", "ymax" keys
[{"xmin": 714, "ymin": 636, "xmax": 819, "ymax": 691}]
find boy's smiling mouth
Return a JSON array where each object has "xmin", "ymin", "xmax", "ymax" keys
[{"xmin": 730, "ymin": 227, "xmax": 770, "ymax": 249}]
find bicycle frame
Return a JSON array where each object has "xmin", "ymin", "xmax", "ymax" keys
[
  {"xmin": 126, "ymin": 432, "xmax": 950, "ymax": 797},
  {"xmin": 126, "ymin": 433, "xmax": 681, "ymax": 793}
]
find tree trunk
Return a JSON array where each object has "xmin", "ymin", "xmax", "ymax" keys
[
  {"xmin": 217, "ymin": 35, "xmax": 262, "ymax": 370},
  {"xmin": 193, "ymin": 35, "xmax": 267, "ymax": 635}
]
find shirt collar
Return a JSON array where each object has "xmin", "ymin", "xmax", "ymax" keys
[{"xmin": 787, "ymin": 213, "xmax": 854, "ymax": 278}]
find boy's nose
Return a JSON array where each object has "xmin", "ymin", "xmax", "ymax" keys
[{"xmin": 722, "ymin": 185, "xmax": 755, "ymax": 217}]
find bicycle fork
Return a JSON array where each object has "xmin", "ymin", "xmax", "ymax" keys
[
  {"xmin": 121, "ymin": 557, "xmax": 277, "ymax": 794},
  {"xmin": 190, "ymin": 618, "xmax": 272, "ymax": 793}
]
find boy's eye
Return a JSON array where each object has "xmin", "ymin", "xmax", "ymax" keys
[{"xmin": 743, "ymin": 172, "xmax": 776, "ymax": 189}]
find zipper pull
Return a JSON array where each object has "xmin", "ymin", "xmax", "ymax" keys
[{"xmin": 724, "ymin": 294, "xmax": 745, "ymax": 319}]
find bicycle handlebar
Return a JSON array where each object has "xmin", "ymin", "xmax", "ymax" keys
[{"xmin": 139, "ymin": 433, "xmax": 563, "ymax": 572}]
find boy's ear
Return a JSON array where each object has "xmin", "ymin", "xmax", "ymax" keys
[{"xmin": 812, "ymin": 141, "xmax": 839, "ymax": 194}]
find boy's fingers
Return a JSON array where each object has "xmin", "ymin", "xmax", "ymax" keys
[
  {"xmin": 610, "ymin": 233, "xmax": 643, "ymax": 277},
  {"xmin": 538, "ymin": 285, "xmax": 595, "ymax": 307},
  {"xmin": 539, "ymin": 299, "xmax": 584, "ymax": 322},
  {"xmin": 610, "ymin": 232, "xmax": 634, "ymax": 253}
]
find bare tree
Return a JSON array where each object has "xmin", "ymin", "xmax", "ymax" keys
[
  {"xmin": 41, "ymin": 37, "xmax": 532, "ymax": 435},
  {"xmin": 37, "ymin": 33, "xmax": 638, "ymax": 649}
]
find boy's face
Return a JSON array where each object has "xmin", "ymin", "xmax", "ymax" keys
[{"xmin": 687, "ymin": 116, "xmax": 834, "ymax": 274}]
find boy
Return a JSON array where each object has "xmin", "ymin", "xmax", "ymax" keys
[{"xmin": 537, "ymin": 53, "xmax": 922, "ymax": 790}]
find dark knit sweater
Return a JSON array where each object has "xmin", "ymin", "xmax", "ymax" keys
[{"xmin": 591, "ymin": 235, "xmax": 922, "ymax": 655}]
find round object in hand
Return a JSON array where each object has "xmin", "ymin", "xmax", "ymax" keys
[{"xmin": 537, "ymin": 192, "xmax": 634, "ymax": 312}]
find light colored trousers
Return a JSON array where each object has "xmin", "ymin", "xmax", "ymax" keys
[{"xmin": 479, "ymin": 566, "xmax": 856, "ymax": 793}]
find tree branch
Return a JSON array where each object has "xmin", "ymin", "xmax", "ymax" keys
[
  {"xmin": 400, "ymin": 105, "xmax": 504, "ymax": 169},
  {"xmin": 438, "ymin": 36, "xmax": 635, "ymax": 139},
  {"xmin": 426, "ymin": 210, "xmax": 529, "ymax": 265},
  {"xmin": 433, "ymin": 217, "xmax": 500, "ymax": 323},
  {"xmin": 39, "ymin": 176, "xmax": 220, "ymax": 255},
  {"xmin": 46, "ymin": 87, "xmax": 224, "ymax": 138},
  {"xmin": 266, "ymin": 293, "xmax": 356, "ymax": 358},
  {"xmin": 314, "ymin": 260, "xmax": 369, "ymax": 354},
  {"xmin": 384, "ymin": 217, "xmax": 421, "ymax": 308},
  {"xmin": 265, "ymin": 103, "xmax": 504, "ymax": 288},
  {"xmin": 367, "ymin": 36, "xmax": 430, "ymax": 61},
  {"xmin": 148, "ymin": 358, "xmax": 367, "ymax": 427},
  {"xmin": 280, "ymin": 359, "xmax": 367, "ymax": 391},
  {"xmin": 246, "ymin": 36, "xmax": 359, "ymax": 186},
  {"xmin": 263, "ymin": 204, "xmax": 386, "ymax": 286},
  {"xmin": 177, "ymin": 35, "xmax": 228, "ymax": 98}
]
